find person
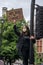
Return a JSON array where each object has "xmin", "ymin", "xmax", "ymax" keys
[{"xmin": 13, "ymin": 20, "xmax": 35, "ymax": 65}]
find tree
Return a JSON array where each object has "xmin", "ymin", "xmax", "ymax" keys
[{"xmin": 0, "ymin": 19, "xmax": 26, "ymax": 64}]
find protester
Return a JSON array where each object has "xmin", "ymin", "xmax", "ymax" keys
[{"xmin": 13, "ymin": 20, "xmax": 35, "ymax": 65}]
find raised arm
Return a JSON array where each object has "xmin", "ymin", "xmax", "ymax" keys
[
  {"xmin": 13, "ymin": 25, "xmax": 20, "ymax": 36},
  {"xmin": 13, "ymin": 20, "xmax": 21, "ymax": 36}
]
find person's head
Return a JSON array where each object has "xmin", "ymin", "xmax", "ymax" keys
[
  {"xmin": 22, "ymin": 25, "xmax": 27, "ymax": 32},
  {"xmin": 21, "ymin": 25, "xmax": 30, "ymax": 36}
]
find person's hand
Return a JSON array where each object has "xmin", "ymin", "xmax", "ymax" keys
[
  {"xmin": 13, "ymin": 20, "xmax": 16, "ymax": 25},
  {"xmin": 30, "ymin": 36, "xmax": 35, "ymax": 39}
]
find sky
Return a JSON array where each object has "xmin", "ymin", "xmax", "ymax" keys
[{"xmin": 0, "ymin": 0, "xmax": 43, "ymax": 21}]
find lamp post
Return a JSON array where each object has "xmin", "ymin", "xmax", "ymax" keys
[{"xmin": 29, "ymin": 0, "xmax": 35, "ymax": 64}]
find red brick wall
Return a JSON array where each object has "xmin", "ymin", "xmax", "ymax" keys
[
  {"xmin": 36, "ymin": 39, "xmax": 42, "ymax": 53},
  {"xmin": 6, "ymin": 8, "xmax": 24, "ymax": 22}
]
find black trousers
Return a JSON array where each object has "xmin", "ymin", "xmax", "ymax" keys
[
  {"xmin": 22, "ymin": 45, "xmax": 34, "ymax": 65},
  {"xmin": 22, "ymin": 47, "xmax": 29, "ymax": 65},
  {"xmin": 23, "ymin": 55, "xmax": 28, "ymax": 65}
]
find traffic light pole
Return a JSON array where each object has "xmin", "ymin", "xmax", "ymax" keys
[{"xmin": 29, "ymin": 0, "xmax": 35, "ymax": 64}]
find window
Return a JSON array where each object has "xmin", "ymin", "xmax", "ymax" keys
[{"xmin": 37, "ymin": 39, "xmax": 42, "ymax": 53}]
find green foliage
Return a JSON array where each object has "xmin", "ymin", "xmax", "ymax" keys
[
  {"xmin": 34, "ymin": 45, "xmax": 43, "ymax": 64},
  {"xmin": 0, "ymin": 19, "xmax": 26, "ymax": 62},
  {"xmin": 1, "ymin": 18, "xmax": 43, "ymax": 64},
  {"xmin": 3, "ymin": 14, "xmax": 7, "ymax": 21}
]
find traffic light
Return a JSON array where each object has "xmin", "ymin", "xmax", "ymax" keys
[{"xmin": 35, "ymin": 6, "xmax": 43, "ymax": 39}]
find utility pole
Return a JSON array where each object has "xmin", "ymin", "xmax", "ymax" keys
[{"xmin": 29, "ymin": 0, "xmax": 35, "ymax": 64}]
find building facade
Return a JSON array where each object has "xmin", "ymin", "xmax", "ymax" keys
[
  {"xmin": 6, "ymin": 8, "xmax": 24, "ymax": 21},
  {"xmin": 36, "ymin": 39, "xmax": 43, "ymax": 53}
]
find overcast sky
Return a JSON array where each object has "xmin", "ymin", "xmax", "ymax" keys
[{"xmin": 0, "ymin": 0, "xmax": 43, "ymax": 21}]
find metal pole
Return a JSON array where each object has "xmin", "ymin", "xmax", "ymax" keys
[
  {"xmin": 30, "ymin": 0, "xmax": 35, "ymax": 35},
  {"xmin": 29, "ymin": 0, "xmax": 35, "ymax": 64}
]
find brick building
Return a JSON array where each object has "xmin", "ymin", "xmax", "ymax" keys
[
  {"xmin": 36, "ymin": 39, "xmax": 43, "ymax": 53},
  {"xmin": 6, "ymin": 8, "xmax": 24, "ymax": 21}
]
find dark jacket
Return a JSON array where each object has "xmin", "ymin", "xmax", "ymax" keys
[{"xmin": 13, "ymin": 25, "xmax": 35, "ymax": 57}]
